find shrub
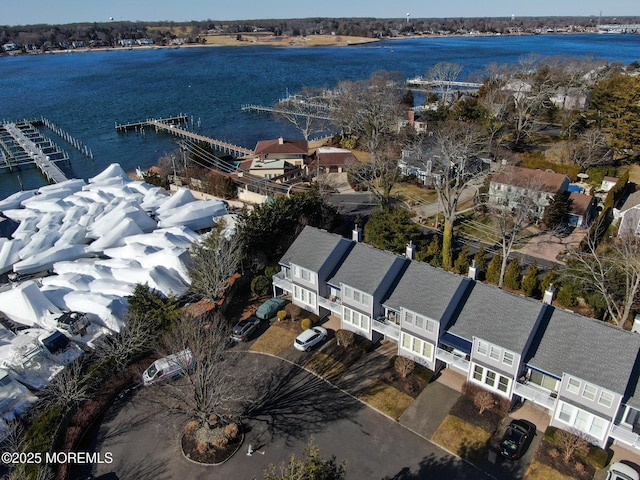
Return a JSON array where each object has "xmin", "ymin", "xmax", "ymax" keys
[
  {"xmin": 251, "ymin": 275, "xmax": 271, "ymax": 297},
  {"xmin": 521, "ymin": 261, "xmax": 541, "ymax": 298},
  {"xmin": 225, "ymin": 423, "xmax": 239, "ymax": 439},
  {"xmin": 301, "ymin": 318, "xmax": 313, "ymax": 330},
  {"xmin": 485, "ymin": 253, "xmax": 502, "ymax": 284},
  {"xmin": 585, "ymin": 445, "xmax": 610, "ymax": 469},
  {"xmin": 285, "ymin": 303, "xmax": 303, "ymax": 320},
  {"xmin": 197, "ymin": 441, "xmax": 209, "ymax": 454},
  {"xmin": 555, "ymin": 428, "xmax": 590, "ymax": 463},
  {"xmin": 394, "ymin": 356, "xmax": 415, "ymax": 379},
  {"xmin": 185, "ymin": 420, "xmax": 199, "ymax": 435},
  {"xmin": 473, "ymin": 389, "xmax": 495, "ymax": 415},
  {"xmin": 276, "ymin": 310, "xmax": 288, "ymax": 321},
  {"xmin": 453, "ymin": 244, "xmax": 471, "ymax": 275},
  {"xmin": 335, "ymin": 329, "xmax": 355, "ymax": 348},
  {"xmin": 461, "ymin": 381, "xmax": 509, "ymax": 416},
  {"xmin": 212, "ymin": 436, "xmax": 229, "ymax": 449},
  {"xmin": 556, "ymin": 284, "xmax": 577, "ymax": 307},
  {"xmin": 264, "ymin": 265, "xmax": 280, "ymax": 278}
]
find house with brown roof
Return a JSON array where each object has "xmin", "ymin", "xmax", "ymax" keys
[
  {"xmin": 568, "ymin": 192, "xmax": 597, "ymax": 228},
  {"xmin": 488, "ymin": 166, "xmax": 570, "ymax": 218},
  {"xmin": 309, "ymin": 147, "xmax": 357, "ymax": 176},
  {"xmin": 248, "ymin": 137, "xmax": 309, "ymax": 179}
]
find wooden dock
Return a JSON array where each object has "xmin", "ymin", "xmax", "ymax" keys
[
  {"xmin": 116, "ymin": 116, "xmax": 254, "ymax": 158},
  {"xmin": 241, "ymin": 104, "xmax": 334, "ymax": 121},
  {"xmin": 1, "ymin": 122, "xmax": 68, "ymax": 183}
]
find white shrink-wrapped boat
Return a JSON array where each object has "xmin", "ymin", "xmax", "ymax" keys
[
  {"xmin": 0, "ymin": 239, "xmax": 24, "ymax": 275},
  {"xmin": 157, "ymin": 199, "xmax": 227, "ymax": 231},
  {"xmin": 13, "ymin": 245, "xmax": 92, "ymax": 275},
  {"xmin": 0, "ymin": 369, "xmax": 37, "ymax": 421},
  {"xmin": 0, "ymin": 282, "xmax": 60, "ymax": 329},
  {"xmin": 62, "ymin": 291, "xmax": 128, "ymax": 333}
]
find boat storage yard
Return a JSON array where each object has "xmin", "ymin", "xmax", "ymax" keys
[{"xmin": 0, "ymin": 163, "xmax": 232, "ymax": 438}]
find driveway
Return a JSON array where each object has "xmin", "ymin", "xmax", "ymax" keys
[{"xmin": 76, "ymin": 354, "xmax": 488, "ymax": 480}]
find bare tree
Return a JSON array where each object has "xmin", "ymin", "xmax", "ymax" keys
[
  {"xmin": 273, "ymin": 87, "xmax": 332, "ymax": 141},
  {"xmin": 95, "ymin": 312, "xmax": 156, "ymax": 371},
  {"xmin": 425, "ymin": 121, "xmax": 489, "ymax": 268},
  {"xmin": 189, "ymin": 225, "xmax": 243, "ymax": 303},
  {"xmin": 565, "ymin": 230, "xmax": 640, "ymax": 326},
  {"xmin": 567, "ymin": 128, "xmax": 613, "ymax": 169},
  {"xmin": 473, "ymin": 389, "xmax": 495, "ymax": 415},
  {"xmin": 424, "ymin": 62, "xmax": 463, "ymax": 107},
  {"xmin": 155, "ymin": 313, "xmax": 262, "ymax": 427},
  {"xmin": 331, "ymin": 71, "xmax": 407, "ymax": 208},
  {"xmin": 39, "ymin": 359, "xmax": 89, "ymax": 411},
  {"xmin": 555, "ymin": 428, "xmax": 591, "ymax": 463},
  {"xmin": 394, "ymin": 356, "xmax": 415, "ymax": 380}
]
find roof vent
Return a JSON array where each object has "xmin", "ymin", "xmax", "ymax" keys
[
  {"xmin": 468, "ymin": 262, "xmax": 478, "ymax": 280},
  {"xmin": 352, "ymin": 225, "xmax": 362, "ymax": 242},
  {"xmin": 406, "ymin": 241, "xmax": 416, "ymax": 260}
]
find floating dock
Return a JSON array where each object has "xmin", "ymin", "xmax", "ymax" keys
[{"xmin": 0, "ymin": 121, "xmax": 68, "ymax": 184}]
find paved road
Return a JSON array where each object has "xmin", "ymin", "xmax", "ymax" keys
[{"xmin": 79, "ymin": 354, "xmax": 487, "ymax": 480}]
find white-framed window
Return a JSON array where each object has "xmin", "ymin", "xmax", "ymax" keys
[
  {"xmin": 343, "ymin": 306, "xmax": 369, "ymax": 331},
  {"xmin": 567, "ymin": 377, "xmax": 581, "ymax": 395},
  {"xmin": 529, "ymin": 370, "xmax": 559, "ymax": 392},
  {"xmin": 477, "ymin": 341, "xmax": 488, "ymax": 356},
  {"xmin": 404, "ymin": 310, "xmax": 437, "ymax": 334},
  {"xmin": 598, "ymin": 391, "xmax": 614, "ymax": 409},
  {"xmin": 405, "ymin": 311, "xmax": 414, "ymax": 325},
  {"xmin": 502, "ymin": 351, "xmax": 514, "ymax": 367},
  {"xmin": 489, "ymin": 346, "xmax": 501, "ymax": 361},
  {"xmin": 293, "ymin": 285, "xmax": 316, "ymax": 308},
  {"xmin": 471, "ymin": 364, "xmax": 511, "ymax": 395},
  {"xmin": 400, "ymin": 332, "xmax": 433, "ymax": 362},
  {"xmin": 343, "ymin": 285, "xmax": 371, "ymax": 308},
  {"xmin": 292, "ymin": 265, "xmax": 315, "ymax": 284},
  {"xmin": 556, "ymin": 401, "xmax": 609, "ymax": 441},
  {"xmin": 582, "ymin": 384, "xmax": 597, "ymax": 401}
]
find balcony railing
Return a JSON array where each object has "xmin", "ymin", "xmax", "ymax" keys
[
  {"xmin": 512, "ymin": 381, "xmax": 557, "ymax": 410},
  {"xmin": 372, "ymin": 318, "xmax": 400, "ymax": 341},
  {"xmin": 272, "ymin": 272, "xmax": 292, "ymax": 292},
  {"xmin": 436, "ymin": 348, "xmax": 470, "ymax": 372},
  {"xmin": 317, "ymin": 296, "xmax": 342, "ymax": 315},
  {"xmin": 610, "ymin": 424, "xmax": 640, "ymax": 449}
]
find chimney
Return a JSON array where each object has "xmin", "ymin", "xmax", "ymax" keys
[
  {"xmin": 632, "ymin": 314, "xmax": 640, "ymax": 334},
  {"xmin": 408, "ymin": 110, "xmax": 415, "ymax": 126},
  {"xmin": 405, "ymin": 241, "xmax": 416, "ymax": 260},
  {"xmin": 352, "ymin": 225, "xmax": 362, "ymax": 242},
  {"xmin": 468, "ymin": 262, "xmax": 478, "ymax": 280},
  {"xmin": 543, "ymin": 284, "xmax": 557, "ymax": 305},
  {"xmin": 278, "ymin": 137, "xmax": 284, "ymax": 145}
]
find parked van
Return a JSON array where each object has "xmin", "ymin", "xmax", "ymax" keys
[{"xmin": 142, "ymin": 349, "xmax": 194, "ymax": 386}]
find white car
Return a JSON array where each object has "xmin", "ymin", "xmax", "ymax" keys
[
  {"xmin": 607, "ymin": 462, "xmax": 640, "ymax": 480},
  {"xmin": 294, "ymin": 326, "xmax": 327, "ymax": 352}
]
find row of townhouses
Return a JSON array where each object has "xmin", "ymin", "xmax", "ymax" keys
[{"xmin": 272, "ymin": 225, "xmax": 640, "ymax": 451}]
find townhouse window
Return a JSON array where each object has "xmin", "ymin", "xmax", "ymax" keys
[
  {"xmin": 477, "ymin": 341, "xmax": 488, "ymax": 356},
  {"xmin": 502, "ymin": 351, "xmax": 514, "ymax": 367},
  {"xmin": 489, "ymin": 346, "xmax": 501, "ymax": 361},
  {"xmin": 598, "ymin": 391, "xmax": 614, "ymax": 408},
  {"xmin": 400, "ymin": 333, "xmax": 433, "ymax": 361},
  {"xmin": 293, "ymin": 285, "xmax": 316, "ymax": 308},
  {"xmin": 405, "ymin": 311, "xmax": 414, "ymax": 325},
  {"xmin": 472, "ymin": 364, "xmax": 511, "ymax": 395},
  {"xmin": 582, "ymin": 384, "xmax": 597, "ymax": 401},
  {"xmin": 425, "ymin": 318, "xmax": 436, "ymax": 334},
  {"xmin": 530, "ymin": 371, "xmax": 559, "ymax": 392},
  {"xmin": 343, "ymin": 285, "xmax": 371, "ymax": 308},
  {"xmin": 414, "ymin": 315, "xmax": 424, "ymax": 329},
  {"xmin": 557, "ymin": 402, "xmax": 609, "ymax": 440},
  {"xmin": 343, "ymin": 306, "xmax": 369, "ymax": 331},
  {"xmin": 293, "ymin": 265, "xmax": 315, "ymax": 284},
  {"xmin": 567, "ymin": 377, "xmax": 581, "ymax": 395}
]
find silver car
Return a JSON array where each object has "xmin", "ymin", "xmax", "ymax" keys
[{"xmin": 294, "ymin": 326, "xmax": 327, "ymax": 352}]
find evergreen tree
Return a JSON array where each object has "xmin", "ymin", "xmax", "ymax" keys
[
  {"xmin": 423, "ymin": 235, "xmax": 442, "ymax": 268},
  {"xmin": 503, "ymin": 257, "xmax": 522, "ymax": 291},
  {"xmin": 453, "ymin": 244, "xmax": 472, "ymax": 275},
  {"xmin": 540, "ymin": 265, "xmax": 559, "ymax": 292},
  {"xmin": 364, "ymin": 207, "xmax": 422, "ymax": 254},
  {"xmin": 542, "ymin": 190, "xmax": 572, "ymax": 230},
  {"xmin": 485, "ymin": 253, "xmax": 502, "ymax": 285},
  {"xmin": 473, "ymin": 245, "xmax": 488, "ymax": 280},
  {"xmin": 521, "ymin": 260, "xmax": 541, "ymax": 298}
]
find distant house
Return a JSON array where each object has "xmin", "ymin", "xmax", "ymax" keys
[
  {"xmin": 309, "ymin": 147, "xmax": 356, "ymax": 175},
  {"xmin": 488, "ymin": 166, "xmax": 571, "ymax": 218},
  {"xmin": 248, "ymin": 137, "xmax": 309, "ymax": 179},
  {"xmin": 601, "ymin": 176, "xmax": 619, "ymax": 193}
]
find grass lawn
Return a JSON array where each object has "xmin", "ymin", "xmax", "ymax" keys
[
  {"xmin": 390, "ymin": 183, "xmax": 439, "ymax": 206},
  {"xmin": 303, "ymin": 352, "xmax": 347, "ymax": 380},
  {"xmin": 359, "ymin": 379, "xmax": 414, "ymax": 420},
  {"xmin": 431, "ymin": 415, "xmax": 492, "ymax": 465},
  {"xmin": 524, "ymin": 461, "xmax": 575, "ymax": 480},
  {"xmin": 249, "ymin": 323, "xmax": 299, "ymax": 356}
]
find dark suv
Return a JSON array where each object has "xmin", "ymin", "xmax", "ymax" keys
[
  {"xmin": 496, "ymin": 419, "xmax": 536, "ymax": 460},
  {"xmin": 230, "ymin": 316, "xmax": 261, "ymax": 342}
]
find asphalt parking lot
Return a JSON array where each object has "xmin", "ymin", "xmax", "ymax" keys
[{"xmin": 78, "ymin": 353, "xmax": 488, "ymax": 480}]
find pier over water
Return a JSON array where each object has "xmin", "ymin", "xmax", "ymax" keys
[{"xmin": 0, "ymin": 121, "xmax": 68, "ymax": 184}]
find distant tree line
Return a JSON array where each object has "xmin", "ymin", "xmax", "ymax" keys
[{"xmin": 2, "ymin": 16, "xmax": 640, "ymax": 53}]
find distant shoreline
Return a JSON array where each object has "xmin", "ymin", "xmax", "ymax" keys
[{"xmin": 1, "ymin": 31, "xmax": 605, "ymax": 58}]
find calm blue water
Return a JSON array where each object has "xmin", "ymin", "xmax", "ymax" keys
[{"xmin": 1, "ymin": 34, "xmax": 639, "ymax": 198}]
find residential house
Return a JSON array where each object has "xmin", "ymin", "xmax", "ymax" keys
[
  {"xmin": 273, "ymin": 226, "xmax": 352, "ymax": 316},
  {"xmin": 617, "ymin": 191, "xmax": 640, "ymax": 236},
  {"xmin": 327, "ymin": 242, "xmax": 408, "ymax": 340},
  {"xmin": 488, "ymin": 166, "xmax": 571, "ymax": 218},
  {"xmin": 568, "ymin": 192, "xmax": 597, "ymax": 228},
  {"xmin": 249, "ymin": 137, "xmax": 309, "ymax": 179},
  {"xmin": 273, "ymin": 225, "xmax": 640, "ymax": 451},
  {"xmin": 601, "ymin": 176, "xmax": 619, "ymax": 193},
  {"xmin": 309, "ymin": 147, "xmax": 357, "ymax": 175}
]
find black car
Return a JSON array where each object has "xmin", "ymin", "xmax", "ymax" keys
[
  {"xmin": 497, "ymin": 419, "xmax": 536, "ymax": 460},
  {"xmin": 231, "ymin": 316, "xmax": 261, "ymax": 342}
]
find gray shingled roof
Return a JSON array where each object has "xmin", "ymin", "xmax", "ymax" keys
[
  {"xmin": 527, "ymin": 308, "xmax": 640, "ymax": 395},
  {"xmin": 446, "ymin": 282, "xmax": 545, "ymax": 354},
  {"xmin": 328, "ymin": 242, "xmax": 407, "ymax": 294},
  {"xmin": 279, "ymin": 226, "xmax": 351, "ymax": 272},
  {"xmin": 383, "ymin": 261, "xmax": 464, "ymax": 320}
]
